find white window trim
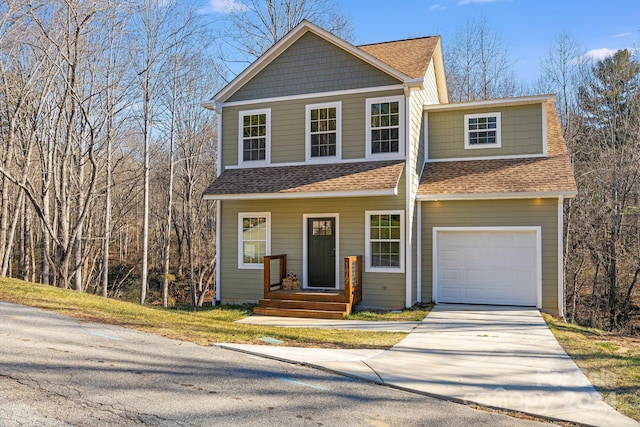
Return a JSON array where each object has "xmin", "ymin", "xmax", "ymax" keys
[
  {"xmin": 365, "ymin": 210, "xmax": 405, "ymax": 273},
  {"xmin": 464, "ymin": 112, "xmax": 501, "ymax": 149},
  {"xmin": 237, "ymin": 212, "xmax": 271, "ymax": 269},
  {"xmin": 305, "ymin": 101, "xmax": 342, "ymax": 163},
  {"xmin": 238, "ymin": 108, "xmax": 271, "ymax": 166},
  {"xmin": 365, "ymin": 95, "xmax": 405, "ymax": 159}
]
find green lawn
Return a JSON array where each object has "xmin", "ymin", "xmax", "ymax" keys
[
  {"xmin": 543, "ymin": 314, "xmax": 640, "ymax": 421},
  {"xmin": 0, "ymin": 278, "xmax": 405, "ymax": 349}
]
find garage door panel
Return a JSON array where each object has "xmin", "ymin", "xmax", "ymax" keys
[{"xmin": 435, "ymin": 230, "xmax": 538, "ymax": 306}]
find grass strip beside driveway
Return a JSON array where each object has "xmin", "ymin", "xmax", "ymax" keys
[
  {"xmin": 0, "ymin": 278, "xmax": 405, "ymax": 349},
  {"xmin": 544, "ymin": 314, "xmax": 640, "ymax": 421}
]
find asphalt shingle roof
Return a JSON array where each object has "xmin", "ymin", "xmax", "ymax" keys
[
  {"xmin": 204, "ymin": 160, "xmax": 405, "ymax": 198},
  {"xmin": 358, "ymin": 36, "xmax": 440, "ymax": 79}
]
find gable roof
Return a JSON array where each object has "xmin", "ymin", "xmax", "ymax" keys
[
  {"xmin": 417, "ymin": 101, "xmax": 577, "ymax": 199},
  {"xmin": 205, "ymin": 20, "xmax": 442, "ymax": 107},
  {"xmin": 203, "ymin": 160, "xmax": 405, "ymax": 200},
  {"xmin": 358, "ymin": 36, "xmax": 441, "ymax": 80}
]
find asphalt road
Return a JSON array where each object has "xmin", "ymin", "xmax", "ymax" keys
[{"xmin": 0, "ymin": 302, "xmax": 550, "ymax": 426}]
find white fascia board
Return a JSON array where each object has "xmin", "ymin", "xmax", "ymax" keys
[
  {"xmin": 211, "ymin": 21, "xmax": 412, "ymax": 104},
  {"xmin": 423, "ymin": 94, "xmax": 556, "ymax": 112},
  {"xmin": 203, "ymin": 187, "xmax": 398, "ymax": 201},
  {"xmin": 417, "ymin": 190, "xmax": 578, "ymax": 201},
  {"xmin": 224, "ymin": 156, "xmax": 405, "ymax": 170},
  {"xmin": 426, "ymin": 153, "xmax": 546, "ymax": 162}
]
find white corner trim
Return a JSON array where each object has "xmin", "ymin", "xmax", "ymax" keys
[
  {"xmin": 542, "ymin": 103, "xmax": 548, "ymax": 157},
  {"xmin": 432, "ymin": 226, "xmax": 542, "ymax": 309},
  {"xmin": 216, "ymin": 108, "xmax": 223, "ymax": 177},
  {"xmin": 424, "ymin": 112, "xmax": 429, "ymax": 161},
  {"xmin": 405, "ymin": 92, "xmax": 412, "ymax": 308},
  {"xmin": 558, "ymin": 196, "xmax": 565, "ymax": 318},
  {"xmin": 302, "ymin": 213, "xmax": 340, "ymax": 290},
  {"xmin": 215, "ymin": 200, "xmax": 221, "ymax": 303},
  {"xmin": 416, "ymin": 201, "xmax": 422, "ymax": 303}
]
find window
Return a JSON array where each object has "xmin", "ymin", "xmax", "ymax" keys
[
  {"xmin": 306, "ymin": 102, "xmax": 341, "ymax": 161},
  {"xmin": 464, "ymin": 112, "xmax": 501, "ymax": 149},
  {"xmin": 239, "ymin": 109, "xmax": 270, "ymax": 164},
  {"xmin": 365, "ymin": 210, "xmax": 404, "ymax": 273},
  {"xmin": 238, "ymin": 212, "xmax": 270, "ymax": 268},
  {"xmin": 366, "ymin": 96, "xmax": 404, "ymax": 158}
]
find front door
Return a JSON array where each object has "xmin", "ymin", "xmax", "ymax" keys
[{"xmin": 307, "ymin": 218, "xmax": 335, "ymax": 288}]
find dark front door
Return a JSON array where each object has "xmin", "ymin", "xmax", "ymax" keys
[{"xmin": 307, "ymin": 218, "xmax": 336, "ymax": 288}]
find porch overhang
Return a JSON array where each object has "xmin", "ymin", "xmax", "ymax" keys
[{"xmin": 203, "ymin": 160, "xmax": 405, "ymax": 201}]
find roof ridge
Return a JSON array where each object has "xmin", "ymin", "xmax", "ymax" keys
[{"xmin": 357, "ymin": 35, "xmax": 439, "ymax": 48}]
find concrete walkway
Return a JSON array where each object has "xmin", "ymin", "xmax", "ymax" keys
[{"xmin": 220, "ymin": 304, "xmax": 638, "ymax": 427}]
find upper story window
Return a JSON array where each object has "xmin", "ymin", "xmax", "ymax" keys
[
  {"xmin": 306, "ymin": 102, "xmax": 341, "ymax": 162},
  {"xmin": 239, "ymin": 109, "xmax": 270, "ymax": 165},
  {"xmin": 464, "ymin": 112, "xmax": 501, "ymax": 149},
  {"xmin": 366, "ymin": 96, "xmax": 404, "ymax": 158}
]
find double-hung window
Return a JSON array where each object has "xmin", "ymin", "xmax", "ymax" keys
[
  {"xmin": 238, "ymin": 213, "xmax": 270, "ymax": 269},
  {"xmin": 464, "ymin": 112, "xmax": 501, "ymax": 149},
  {"xmin": 366, "ymin": 96, "xmax": 404, "ymax": 158},
  {"xmin": 306, "ymin": 102, "xmax": 341, "ymax": 161},
  {"xmin": 239, "ymin": 109, "xmax": 270, "ymax": 165},
  {"xmin": 365, "ymin": 210, "xmax": 404, "ymax": 273}
]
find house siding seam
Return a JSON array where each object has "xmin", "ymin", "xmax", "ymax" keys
[
  {"xmin": 227, "ymin": 32, "xmax": 401, "ymax": 103},
  {"xmin": 420, "ymin": 198, "xmax": 559, "ymax": 313},
  {"xmin": 428, "ymin": 104, "xmax": 543, "ymax": 160}
]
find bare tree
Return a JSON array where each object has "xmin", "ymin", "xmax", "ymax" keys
[
  {"xmin": 444, "ymin": 16, "xmax": 519, "ymax": 102},
  {"xmin": 216, "ymin": 0, "xmax": 352, "ymax": 71}
]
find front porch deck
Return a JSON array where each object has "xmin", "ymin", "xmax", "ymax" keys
[{"xmin": 253, "ymin": 255, "xmax": 362, "ymax": 319}]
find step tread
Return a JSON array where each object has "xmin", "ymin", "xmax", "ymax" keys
[{"xmin": 253, "ymin": 306, "xmax": 347, "ymax": 319}]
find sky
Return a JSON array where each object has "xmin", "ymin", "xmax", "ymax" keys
[{"xmin": 200, "ymin": 0, "xmax": 640, "ymax": 85}]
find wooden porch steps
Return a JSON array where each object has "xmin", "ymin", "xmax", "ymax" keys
[{"xmin": 254, "ymin": 298, "xmax": 351, "ymax": 319}]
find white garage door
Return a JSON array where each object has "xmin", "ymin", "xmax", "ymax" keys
[{"xmin": 435, "ymin": 229, "xmax": 539, "ymax": 306}]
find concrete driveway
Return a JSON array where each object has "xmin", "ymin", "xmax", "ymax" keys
[{"xmin": 223, "ymin": 304, "xmax": 638, "ymax": 426}]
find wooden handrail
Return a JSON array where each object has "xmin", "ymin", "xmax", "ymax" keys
[
  {"xmin": 343, "ymin": 255, "xmax": 362, "ymax": 305},
  {"xmin": 263, "ymin": 254, "xmax": 287, "ymax": 296}
]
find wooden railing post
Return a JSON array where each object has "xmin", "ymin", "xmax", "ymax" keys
[
  {"xmin": 263, "ymin": 254, "xmax": 287, "ymax": 297},
  {"xmin": 344, "ymin": 256, "xmax": 353, "ymax": 303},
  {"xmin": 263, "ymin": 255, "xmax": 272, "ymax": 296}
]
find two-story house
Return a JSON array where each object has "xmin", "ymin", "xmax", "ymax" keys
[{"xmin": 202, "ymin": 20, "xmax": 577, "ymax": 318}]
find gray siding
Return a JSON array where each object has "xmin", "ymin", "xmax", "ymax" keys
[
  {"xmin": 228, "ymin": 32, "xmax": 401, "ymax": 102},
  {"xmin": 427, "ymin": 104, "xmax": 544, "ymax": 159},
  {"xmin": 221, "ymin": 90, "xmax": 404, "ymax": 168},
  {"xmin": 219, "ymin": 175, "xmax": 408, "ymax": 308},
  {"xmin": 420, "ymin": 199, "xmax": 559, "ymax": 313}
]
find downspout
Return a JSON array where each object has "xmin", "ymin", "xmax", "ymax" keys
[
  {"xmin": 214, "ymin": 102, "xmax": 223, "ymax": 305},
  {"xmin": 558, "ymin": 196, "xmax": 565, "ymax": 318},
  {"xmin": 404, "ymin": 87, "xmax": 412, "ymax": 308}
]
